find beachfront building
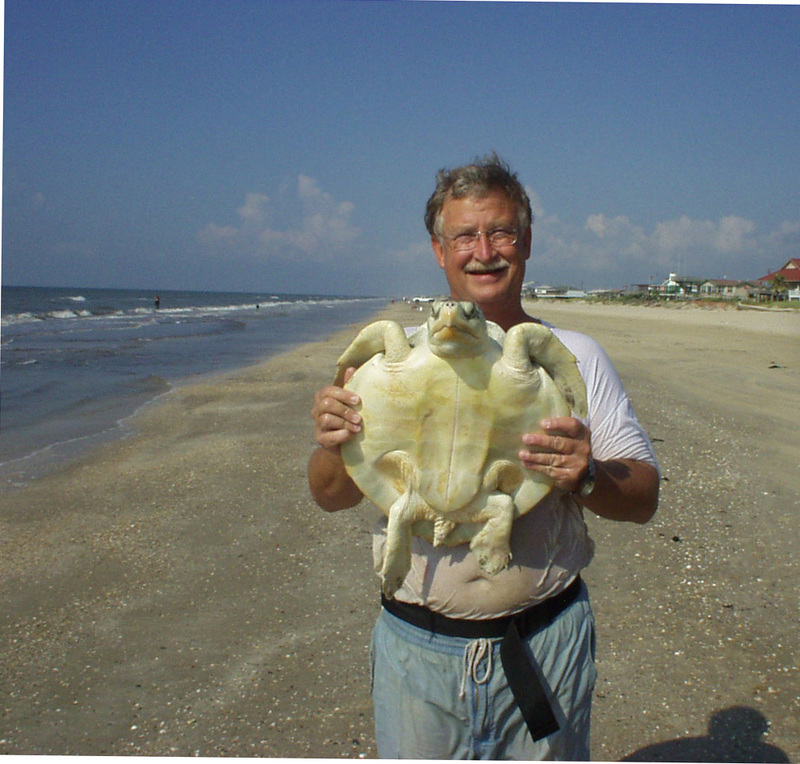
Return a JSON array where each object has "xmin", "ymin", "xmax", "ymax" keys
[
  {"xmin": 657, "ymin": 272, "xmax": 705, "ymax": 298},
  {"xmin": 699, "ymin": 279, "xmax": 760, "ymax": 300},
  {"xmin": 593, "ymin": 288, "xmax": 628, "ymax": 298},
  {"xmin": 757, "ymin": 258, "xmax": 800, "ymax": 301},
  {"xmin": 531, "ymin": 285, "xmax": 589, "ymax": 299}
]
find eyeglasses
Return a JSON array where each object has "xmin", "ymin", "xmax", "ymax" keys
[{"xmin": 442, "ymin": 227, "xmax": 519, "ymax": 253}]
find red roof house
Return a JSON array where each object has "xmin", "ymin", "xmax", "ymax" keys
[{"xmin": 757, "ymin": 258, "xmax": 800, "ymax": 287}]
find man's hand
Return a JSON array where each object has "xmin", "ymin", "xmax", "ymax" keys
[
  {"xmin": 311, "ymin": 367, "xmax": 362, "ymax": 450},
  {"xmin": 308, "ymin": 367, "xmax": 365, "ymax": 512},
  {"xmin": 520, "ymin": 416, "xmax": 659, "ymax": 522},
  {"xmin": 519, "ymin": 416, "xmax": 591, "ymax": 494}
]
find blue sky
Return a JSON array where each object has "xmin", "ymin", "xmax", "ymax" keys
[{"xmin": 3, "ymin": 0, "xmax": 799, "ymax": 297}]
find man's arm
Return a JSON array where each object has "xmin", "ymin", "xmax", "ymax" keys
[
  {"xmin": 520, "ymin": 416, "xmax": 659, "ymax": 524},
  {"xmin": 307, "ymin": 371, "xmax": 365, "ymax": 512},
  {"xmin": 308, "ymin": 445, "xmax": 364, "ymax": 512},
  {"xmin": 579, "ymin": 457, "xmax": 659, "ymax": 523}
]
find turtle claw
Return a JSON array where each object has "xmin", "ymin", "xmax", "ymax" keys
[
  {"xmin": 472, "ymin": 542, "xmax": 512, "ymax": 575},
  {"xmin": 381, "ymin": 573, "xmax": 406, "ymax": 600}
]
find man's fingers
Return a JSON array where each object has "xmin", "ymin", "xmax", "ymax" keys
[
  {"xmin": 320, "ymin": 410, "xmax": 361, "ymax": 433},
  {"xmin": 519, "ymin": 416, "xmax": 592, "ymax": 492},
  {"xmin": 311, "ymin": 382, "xmax": 364, "ymax": 450},
  {"xmin": 318, "ymin": 425, "xmax": 359, "ymax": 450},
  {"xmin": 315, "ymin": 397, "xmax": 361, "ymax": 426},
  {"xmin": 312, "ymin": 385, "xmax": 361, "ymax": 423}
]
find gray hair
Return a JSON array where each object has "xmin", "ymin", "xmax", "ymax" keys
[{"xmin": 424, "ymin": 152, "xmax": 533, "ymax": 237}]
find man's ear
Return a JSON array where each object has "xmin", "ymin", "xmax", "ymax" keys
[
  {"xmin": 431, "ymin": 235, "xmax": 446, "ymax": 269},
  {"xmin": 522, "ymin": 226, "xmax": 532, "ymax": 261}
]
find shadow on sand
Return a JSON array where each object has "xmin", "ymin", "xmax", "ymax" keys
[{"xmin": 623, "ymin": 706, "xmax": 789, "ymax": 762}]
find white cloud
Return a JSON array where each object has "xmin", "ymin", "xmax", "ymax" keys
[
  {"xmin": 238, "ymin": 192, "xmax": 270, "ymax": 226},
  {"xmin": 766, "ymin": 220, "xmax": 800, "ymax": 250},
  {"xmin": 196, "ymin": 178, "xmax": 799, "ymax": 292},
  {"xmin": 715, "ymin": 216, "xmax": 756, "ymax": 252},
  {"xmin": 198, "ymin": 176, "xmax": 360, "ymax": 261},
  {"xmin": 525, "ymin": 186, "xmax": 546, "ymax": 223},
  {"xmin": 528, "ymin": 195, "xmax": 797, "ymax": 286},
  {"xmin": 652, "ymin": 216, "xmax": 717, "ymax": 252},
  {"xmin": 389, "ymin": 240, "xmax": 435, "ymax": 265}
]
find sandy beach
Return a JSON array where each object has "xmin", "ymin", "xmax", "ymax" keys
[{"xmin": 1, "ymin": 299, "xmax": 798, "ymax": 760}]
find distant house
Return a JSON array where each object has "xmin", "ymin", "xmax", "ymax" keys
[
  {"xmin": 757, "ymin": 258, "xmax": 800, "ymax": 300},
  {"xmin": 532, "ymin": 285, "xmax": 588, "ymax": 299},
  {"xmin": 699, "ymin": 279, "xmax": 759, "ymax": 300},
  {"xmin": 758, "ymin": 258, "xmax": 800, "ymax": 288},
  {"xmin": 593, "ymin": 288, "xmax": 627, "ymax": 298},
  {"xmin": 658, "ymin": 272, "xmax": 705, "ymax": 297}
]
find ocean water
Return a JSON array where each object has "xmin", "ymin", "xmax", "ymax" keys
[{"xmin": 1, "ymin": 286, "xmax": 387, "ymax": 484}]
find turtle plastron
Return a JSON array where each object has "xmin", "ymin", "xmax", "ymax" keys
[{"xmin": 335, "ymin": 300, "xmax": 588, "ymax": 598}]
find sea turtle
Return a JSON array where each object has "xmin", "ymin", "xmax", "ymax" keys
[{"xmin": 334, "ymin": 299, "xmax": 587, "ymax": 598}]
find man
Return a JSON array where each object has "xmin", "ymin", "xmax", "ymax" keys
[{"xmin": 308, "ymin": 154, "xmax": 659, "ymax": 759}]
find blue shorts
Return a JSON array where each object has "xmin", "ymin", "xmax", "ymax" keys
[{"xmin": 370, "ymin": 581, "xmax": 597, "ymax": 759}]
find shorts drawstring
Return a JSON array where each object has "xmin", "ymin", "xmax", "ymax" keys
[{"xmin": 459, "ymin": 638, "xmax": 494, "ymax": 699}]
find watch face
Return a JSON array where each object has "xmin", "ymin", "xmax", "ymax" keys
[{"xmin": 579, "ymin": 459, "xmax": 596, "ymax": 497}]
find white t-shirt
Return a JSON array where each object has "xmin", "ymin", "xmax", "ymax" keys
[{"xmin": 372, "ymin": 324, "xmax": 659, "ymax": 619}]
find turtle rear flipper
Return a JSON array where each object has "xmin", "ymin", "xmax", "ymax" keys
[{"xmin": 381, "ymin": 486, "xmax": 432, "ymax": 599}]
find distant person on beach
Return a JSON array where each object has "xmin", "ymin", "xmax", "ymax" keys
[
  {"xmin": 308, "ymin": 154, "xmax": 660, "ymax": 759},
  {"xmin": 154, "ymin": 295, "xmax": 161, "ymax": 310}
]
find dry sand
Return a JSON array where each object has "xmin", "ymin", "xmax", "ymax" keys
[{"xmin": 1, "ymin": 299, "xmax": 798, "ymax": 760}]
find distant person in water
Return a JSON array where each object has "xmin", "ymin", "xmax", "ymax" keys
[{"xmin": 154, "ymin": 295, "xmax": 161, "ymax": 310}]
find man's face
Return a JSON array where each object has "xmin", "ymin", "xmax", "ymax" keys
[{"xmin": 431, "ymin": 190, "xmax": 531, "ymax": 311}]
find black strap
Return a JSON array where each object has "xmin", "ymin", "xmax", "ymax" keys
[
  {"xmin": 381, "ymin": 594, "xmax": 509, "ymax": 639},
  {"xmin": 380, "ymin": 577, "xmax": 581, "ymax": 640},
  {"xmin": 500, "ymin": 618, "xmax": 560, "ymax": 741}
]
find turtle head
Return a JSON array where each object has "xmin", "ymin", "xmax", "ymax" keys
[{"xmin": 427, "ymin": 300, "xmax": 490, "ymax": 358}]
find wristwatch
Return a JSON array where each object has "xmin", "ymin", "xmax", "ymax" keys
[{"xmin": 575, "ymin": 457, "xmax": 597, "ymax": 498}]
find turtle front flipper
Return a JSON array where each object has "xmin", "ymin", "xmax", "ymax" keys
[
  {"xmin": 502, "ymin": 324, "xmax": 588, "ymax": 419},
  {"xmin": 334, "ymin": 320, "xmax": 412, "ymax": 386}
]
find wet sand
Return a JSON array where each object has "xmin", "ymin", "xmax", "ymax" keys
[{"xmin": 1, "ymin": 299, "xmax": 798, "ymax": 760}]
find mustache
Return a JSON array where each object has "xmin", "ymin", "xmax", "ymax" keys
[{"xmin": 464, "ymin": 259, "xmax": 510, "ymax": 274}]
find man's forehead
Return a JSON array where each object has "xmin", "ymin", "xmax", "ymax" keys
[
  {"xmin": 442, "ymin": 191, "xmax": 515, "ymax": 214},
  {"xmin": 441, "ymin": 191, "xmax": 516, "ymax": 218},
  {"xmin": 445, "ymin": 188, "xmax": 511, "ymax": 204}
]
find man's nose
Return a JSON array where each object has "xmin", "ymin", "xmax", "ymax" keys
[{"xmin": 472, "ymin": 233, "xmax": 495, "ymax": 261}]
